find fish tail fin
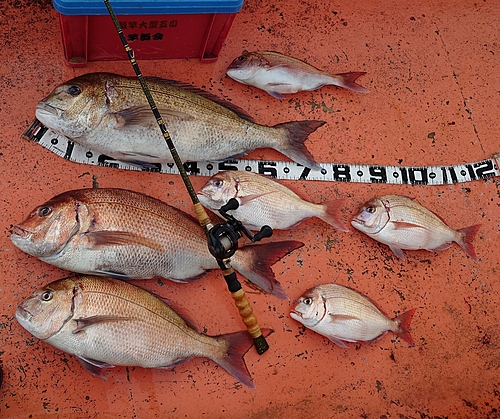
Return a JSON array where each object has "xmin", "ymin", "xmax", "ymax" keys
[
  {"xmin": 457, "ymin": 224, "xmax": 481, "ymax": 260},
  {"xmin": 232, "ymin": 240, "xmax": 304, "ymax": 299},
  {"xmin": 273, "ymin": 120, "xmax": 326, "ymax": 170},
  {"xmin": 319, "ymin": 198, "xmax": 350, "ymax": 232},
  {"xmin": 393, "ymin": 308, "xmax": 417, "ymax": 347},
  {"xmin": 214, "ymin": 328, "xmax": 273, "ymax": 388},
  {"xmin": 333, "ymin": 72, "xmax": 370, "ymax": 93}
]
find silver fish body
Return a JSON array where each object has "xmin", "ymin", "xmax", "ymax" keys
[
  {"xmin": 351, "ymin": 194, "xmax": 481, "ymax": 260},
  {"xmin": 16, "ymin": 275, "xmax": 265, "ymax": 387},
  {"xmin": 227, "ymin": 51, "xmax": 369, "ymax": 99},
  {"xmin": 197, "ymin": 170, "xmax": 348, "ymax": 231},
  {"xmin": 35, "ymin": 72, "xmax": 325, "ymax": 169},
  {"xmin": 290, "ymin": 283, "xmax": 416, "ymax": 347},
  {"xmin": 10, "ymin": 188, "xmax": 303, "ymax": 299}
]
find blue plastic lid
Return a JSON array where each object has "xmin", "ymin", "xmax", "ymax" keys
[{"xmin": 53, "ymin": 0, "xmax": 244, "ymax": 15}]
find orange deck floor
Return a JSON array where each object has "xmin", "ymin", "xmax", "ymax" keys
[{"xmin": 1, "ymin": 0, "xmax": 499, "ymax": 418}]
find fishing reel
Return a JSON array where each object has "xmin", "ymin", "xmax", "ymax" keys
[{"xmin": 207, "ymin": 198, "xmax": 273, "ymax": 261}]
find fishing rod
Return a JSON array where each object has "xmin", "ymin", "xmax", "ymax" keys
[{"xmin": 103, "ymin": 0, "xmax": 271, "ymax": 354}]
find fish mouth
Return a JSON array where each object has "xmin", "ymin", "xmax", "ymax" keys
[
  {"xmin": 15, "ymin": 303, "xmax": 32, "ymax": 321},
  {"xmin": 196, "ymin": 193, "xmax": 209, "ymax": 206},
  {"xmin": 36, "ymin": 102, "xmax": 62, "ymax": 118},
  {"xmin": 197, "ymin": 193, "xmax": 219, "ymax": 208},
  {"xmin": 290, "ymin": 309, "xmax": 303, "ymax": 319},
  {"xmin": 11, "ymin": 225, "xmax": 30, "ymax": 239},
  {"xmin": 351, "ymin": 215, "xmax": 364, "ymax": 225}
]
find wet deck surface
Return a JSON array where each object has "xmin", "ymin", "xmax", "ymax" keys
[{"xmin": 1, "ymin": 0, "xmax": 499, "ymax": 418}]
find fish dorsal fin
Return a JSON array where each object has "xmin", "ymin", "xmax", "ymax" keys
[
  {"xmin": 144, "ymin": 77, "xmax": 256, "ymax": 123},
  {"xmin": 86, "ymin": 231, "xmax": 165, "ymax": 252},
  {"xmin": 73, "ymin": 315, "xmax": 131, "ymax": 333},
  {"xmin": 261, "ymin": 52, "xmax": 310, "ymax": 68},
  {"xmin": 76, "ymin": 356, "xmax": 115, "ymax": 380}
]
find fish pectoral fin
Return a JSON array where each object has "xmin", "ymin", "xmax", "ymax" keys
[
  {"xmin": 157, "ymin": 107, "xmax": 194, "ymax": 120},
  {"xmin": 392, "ymin": 221, "xmax": 425, "ymax": 230},
  {"xmin": 113, "ymin": 105, "xmax": 193, "ymax": 127},
  {"xmin": 76, "ymin": 356, "xmax": 115, "ymax": 380},
  {"xmin": 329, "ymin": 313, "xmax": 360, "ymax": 322},
  {"xmin": 86, "ymin": 231, "xmax": 165, "ymax": 252},
  {"xmin": 73, "ymin": 315, "xmax": 131, "ymax": 333},
  {"xmin": 113, "ymin": 106, "xmax": 156, "ymax": 128},
  {"xmin": 239, "ymin": 191, "xmax": 276, "ymax": 205}
]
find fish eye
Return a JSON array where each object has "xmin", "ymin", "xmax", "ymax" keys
[
  {"xmin": 366, "ymin": 206, "xmax": 376, "ymax": 213},
  {"xmin": 67, "ymin": 85, "xmax": 82, "ymax": 96},
  {"xmin": 303, "ymin": 297, "xmax": 312, "ymax": 305},
  {"xmin": 41, "ymin": 290, "xmax": 53, "ymax": 301},
  {"xmin": 237, "ymin": 55, "xmax": 247, "ymax": 62},
  {"xmin": 213, "ymin": 179, "xmax": 223, "ymax": 188},
  {"xmin": 37, "ymin": 206, "xmax": 52, "ymax": 217}
]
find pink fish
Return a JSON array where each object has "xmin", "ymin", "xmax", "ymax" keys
[
  {"xmin": 227, "ymin": 50, "xmax": 369, "ymax": 99},
  {"xmin": 351, "ymin": 195, "xmax": 481, "ymax": 260},
  {"xmin": 197, "ymin": 170, "xmax": 348, "ymax": 232},
  {"xmin": 290, "ymin": 283, "xmax": 416, "ymax": 348}
]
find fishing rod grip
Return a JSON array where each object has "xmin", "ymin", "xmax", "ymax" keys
[
  {"xmin": 220, "ymin": 264, "xmax": 269, "ymax": 355},
  {"xmin": 193, "ymin": 202, "xmax": 213, "ymax": 229}
]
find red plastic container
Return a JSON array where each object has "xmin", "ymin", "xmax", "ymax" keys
[{"xmin": 53, "ymin": 0, "xmax": 244, "ymax": 67}]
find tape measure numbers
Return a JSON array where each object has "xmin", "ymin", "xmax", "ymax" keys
[{"xmin": 23, "ymin": 119, "xmax": 500, "ymax": 185}]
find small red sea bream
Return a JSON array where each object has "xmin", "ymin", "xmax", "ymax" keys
[
  {"xmin": 16, "ymin": 275, "xmax": 268, "ymax": 387},
  {"xmin": 290, "ymin": 284, "xmax": 416, "ymax": 348},
  {"xmin": 226, "ymin": 50, "xmax": 369, "ymax": 99},
  {"xmin": 351, "ymin": 194, "xmax": 481, "ymax": 260},
  {"xmin": 197, "ymin": 170, "xmax": 349, "ymax": 232}
]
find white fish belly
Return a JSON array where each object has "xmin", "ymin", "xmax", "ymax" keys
[
  {"xmin": 314, "ymin": 316, "xmax": 393, "ymax": 342},
  {"xmin": 373, "ymin": 224, "xmax": 456, "ymax": 251},
  {"xmin": 41, "ymin": 243, "xmax": 215, "ymax": 281}
]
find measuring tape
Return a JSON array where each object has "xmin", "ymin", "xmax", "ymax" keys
[{"xmin": 23, "ymin": 119, "xmax": 499, "ymax": 185}]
